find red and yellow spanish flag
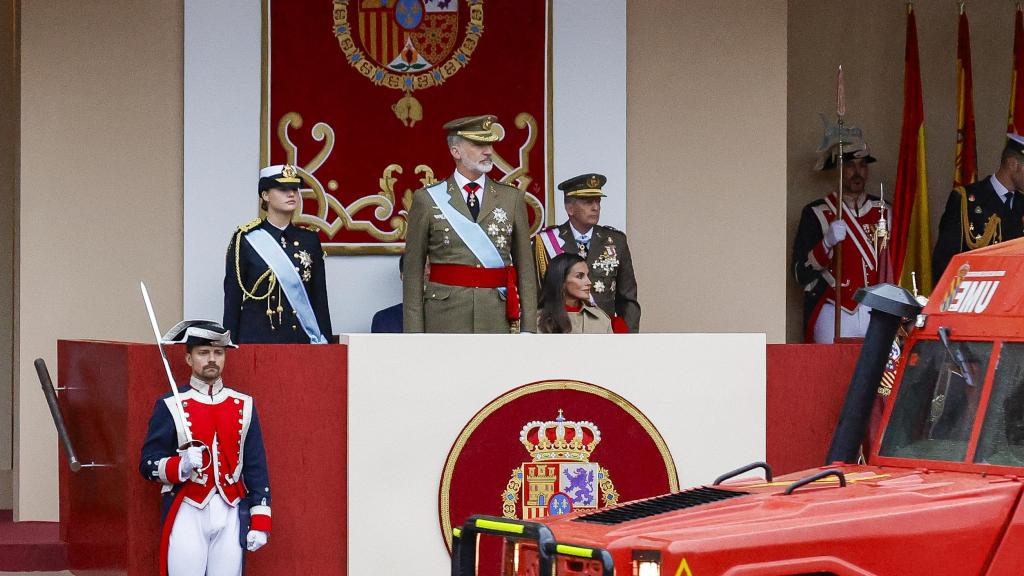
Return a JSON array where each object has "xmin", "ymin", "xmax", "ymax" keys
[
  {"xmin": 1009, "ymin": 5, "xmax": 1024, "ymax": 134},
  {"xmin": 954, "ymin": 7, "xmax": 977, "ymax": 187},
  {"xmin": 892, "ymin": 5, "xmax": 932, "ymax": 292}
]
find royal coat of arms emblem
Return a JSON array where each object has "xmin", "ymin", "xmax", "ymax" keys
[
  {"xmin": 334, "ymin": 0, "xmax": 484, "ymax": 127},
  {"xmin": 501, "ymin": 410, "xmax": 618, "ymax": 520}
]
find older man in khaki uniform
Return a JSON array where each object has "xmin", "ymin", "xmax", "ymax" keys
[
  {"xmin": 534, "ymin": 174, "xmax": 641, "ymax": 332},
  {"xmin": 403, "ymin": 114, "xmax": 538, "ymax": 333}
]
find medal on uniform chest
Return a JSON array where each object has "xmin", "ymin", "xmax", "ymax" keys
[
  {"xmin": 593, "ymin": 280, "xmax": 606, "ymax": 293},
  {"xmin": 295, "ymin": 250, "xmax": 314, "ymax": 282},
  {"xmin": 486, "ymin": 215, "xmax": 510, "ymax": 250}
]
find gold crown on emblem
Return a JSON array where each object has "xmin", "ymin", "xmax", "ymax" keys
[
  {"xmin": 587, "ymin": 175, "xmax": 601, "ymax": 188},
  {"xmin": 281, "ymin": 164, "xmax": 297, "ymax": 178},
  {"xmin": 519, "ymin": 409, "xmax": 601, "ymax": 463}
]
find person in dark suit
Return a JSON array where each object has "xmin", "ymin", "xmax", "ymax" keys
[
  {"xmin": 932, "ymin": 134, "xmax": 1024, "ymax": 284},
  {"xmin": 533, "ymin": 174, "xmax": 640, "ymax": 332},
  {"xmin": 223, "ymin": 165, "xmax": 332, "ymax": 344},
  {"xmin": 371, "ymin": 255, "xmax": 404, "ymax": 333}
]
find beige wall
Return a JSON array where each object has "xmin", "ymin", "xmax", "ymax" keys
[
  {"xmin": 16, "ymin": 0, "xmax": 183, "ymax": 520},
  {"xmin": 0, "ymin": 0, "xmax": 16, "ymax": 510},
  {"xmin": 787, "ymin": 1, "xmax": 1017, "ymax": 341},
  {"xmin": 627, "ymin": 0, "xmax": 789, "ymax": 341}
]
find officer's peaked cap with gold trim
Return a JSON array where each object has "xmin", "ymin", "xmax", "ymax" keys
[
  {"xmin": 1007, "ymin": 133, "xmax": 1024, "ymax": 155},
  {"xmin": 443, "ymin": 114, "xmax": 505, "ymax": 143},
  {"xmin": 162, "ymin": 320, "xmax": 238, "ymax": 349},
  {"xmin": 258, "ymin": 164, "xmax": 304, "ymax": 193},
  {"xmin": 558, "ymin": 173, "xmax": 607, "ymax": 199}
]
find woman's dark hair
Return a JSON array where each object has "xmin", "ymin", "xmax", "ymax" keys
[{"xmin": 538, "ymin": 253, "xmax": 586, "ymax": 334}]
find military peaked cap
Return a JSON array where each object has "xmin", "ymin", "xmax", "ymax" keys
[
  {"xmin": 443, "ymin": 114, "xmax": 505, "ymax": 143},
  {"xmin": 558, "ymin": 173, "xmax": 607, "ymax": 199},
  {"xmin": 258, "ymin": 164, "xmax": 304, "ymax": 193}
]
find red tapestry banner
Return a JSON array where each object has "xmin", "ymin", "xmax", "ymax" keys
[{"xmin": 263, "ymin": 0, "xmax": 552, "ymax": 254}]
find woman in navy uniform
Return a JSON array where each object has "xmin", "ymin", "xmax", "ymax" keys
[{"xmin": 223, "ymin": 165, "xmax": 332, "ymax": 344}]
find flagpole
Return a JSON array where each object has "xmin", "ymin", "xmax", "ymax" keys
[{"xmin": 834, "ymin": 65, "xmax": 846, "ymax": 342}]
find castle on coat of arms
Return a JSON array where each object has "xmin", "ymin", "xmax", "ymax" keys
[{"xmin": 502, "ymin": 410, "xmax": 618, "ymax": 520}]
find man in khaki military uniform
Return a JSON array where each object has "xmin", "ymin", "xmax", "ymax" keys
[
  {"xmin": 403, "ymin": 114, "xmax": 538, "ymax": 333},
  {"xmin": 534, "ymin": 174, "xmax": 641, "ymax": 332}
]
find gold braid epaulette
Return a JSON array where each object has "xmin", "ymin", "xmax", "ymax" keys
[
  {"xmin": 957, "ymin": 186, "xmax": 1001, "ymax": 250},
  {"xmin": 534, "ymin": 235, "xmax": 550, "ymax": 283},
  {"xmin": 237, "ymin": 217, "xmax": 262, "ymax": 233},
  {"xmin": 234, "ymin": 218, "xmax": 275, "ymax": 301}
]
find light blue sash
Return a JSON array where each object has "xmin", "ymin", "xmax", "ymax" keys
[
  {"xmin": 245, "ymin": 229, "xmax": 328, "ymax": 344},
  {"xmin": 427, "ymin": 182, "xmax": 504, "ymax": 269}
]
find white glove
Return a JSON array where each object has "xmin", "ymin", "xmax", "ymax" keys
[
  {"xmin": 246, "ymin": 530, "xmax": 268, "ymax": 552},
  {"xmin": 176, "ymin": 446, "xmax": 204, "ymax": 479},
  {"xmin": 824, "ymin": 221, "xmax": 848, "ymax": 250}
]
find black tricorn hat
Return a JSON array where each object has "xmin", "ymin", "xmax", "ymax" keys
[{"xmin": 161, "ymin": 320, "xmax": 238, "ymax": 348}]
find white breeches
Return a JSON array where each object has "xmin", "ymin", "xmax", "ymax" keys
[
  {"xmin": 168, "ymin": 496, "xmax": 242, "ymax": 576},
  {"xmin": 813, "ymin": 303, "xmax": 872, "ymax": 344}
]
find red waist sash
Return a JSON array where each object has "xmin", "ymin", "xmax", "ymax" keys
[{"xmin": 430, "ymin": 264, "xmax": 520, "ymax": 321}]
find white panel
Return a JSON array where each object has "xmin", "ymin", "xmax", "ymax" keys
[
  {"xmin": 346, "ymin": 333, "xmax": 765, "ymax": 574},
  {"xmin": 183, "ymin": 0, "xmax": 261, "ymax": 321},
  {"xmin": 184, "ymin": 1, "xmax": 627, "ymax": 332},
  {"xmin": 552, "ymin": 0, "xmax": 627, "ymax": 230}
]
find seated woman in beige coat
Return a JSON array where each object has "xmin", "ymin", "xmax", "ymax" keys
[{"xmin": 537, "ymin": 253, "xmax": 613, "ymax": 334}]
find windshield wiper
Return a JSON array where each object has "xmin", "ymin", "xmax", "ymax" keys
[{"xmin": 938, "ymin": 326, "xmax": 975, "ymax": 387}]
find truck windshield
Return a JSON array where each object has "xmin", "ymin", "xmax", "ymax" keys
[
  {"xmin": 975, "ymin": 343, "xmax": 1024, "ymax": 467},
  {"xmin": 879, "ymin": 340, "xmax": 992, "ymax": 462}
]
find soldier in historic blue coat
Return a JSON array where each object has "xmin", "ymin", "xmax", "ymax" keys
[
  {"xmin": 139, "ymin": 320, "xmax": 272, "ymax": 576},
  {"xmin": 223, "ymin": 164, "xmax": 332, "ymax": 344}
]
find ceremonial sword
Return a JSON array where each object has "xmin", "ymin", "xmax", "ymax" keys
[{"xmin": 140, "ymin": 281, "xmax": 210, "ymax": 479}]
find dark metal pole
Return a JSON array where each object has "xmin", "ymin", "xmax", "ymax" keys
[
  {"xmin": 36, "ymin": 358, "xmax": 82, "ymax": 472},
  {"xmin": 825, "ymin": 284, "xmax": 923, "ymax": 464}
]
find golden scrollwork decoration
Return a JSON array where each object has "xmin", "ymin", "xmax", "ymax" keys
[{"xmin": 272, "ymin": 111, "xmax": 545, "ymax": 255}]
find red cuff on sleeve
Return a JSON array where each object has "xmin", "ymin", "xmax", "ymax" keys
[
  {"xmin": 249, "ymin": 513, "xmax": 272, "ymax": 532},
  {"xmin": 162, "ymin": 455, "xmax": 184, "ymax": 484},
  {"xmin": 809, "ymin": 239, "xmax": 832, "ymax": 270},
  {"xmin": 611, "ymin": 316, "xmax": 629, "ymax": 334}
]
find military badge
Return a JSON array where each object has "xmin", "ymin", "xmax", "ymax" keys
[
  {"xmin": 501, "ymin": 410, "xmax": 618, "ymax": 520},
  {"xmin": 593, "ymin": 280, "xmax": 606, "ymax": 293},
  {"xmin": 592, "ymin": 249, "xmax": 620, "ymax": 275},
  {"xmin": 487, "ymin": 223, "xmax": 500, "ymax": 236},
  {"xmin": 493, "ymin": 207, "xmax": 508, "ymax": 224}
]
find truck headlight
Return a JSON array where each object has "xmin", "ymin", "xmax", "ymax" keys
[{"xmin": 632, "ymin": 550, "xmax": 661, "ymax": 576}]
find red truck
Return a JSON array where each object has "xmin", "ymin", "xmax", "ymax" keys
[{"xmin": 453, "ymin": 239, "xmax": 1024, "ymax": 575}]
